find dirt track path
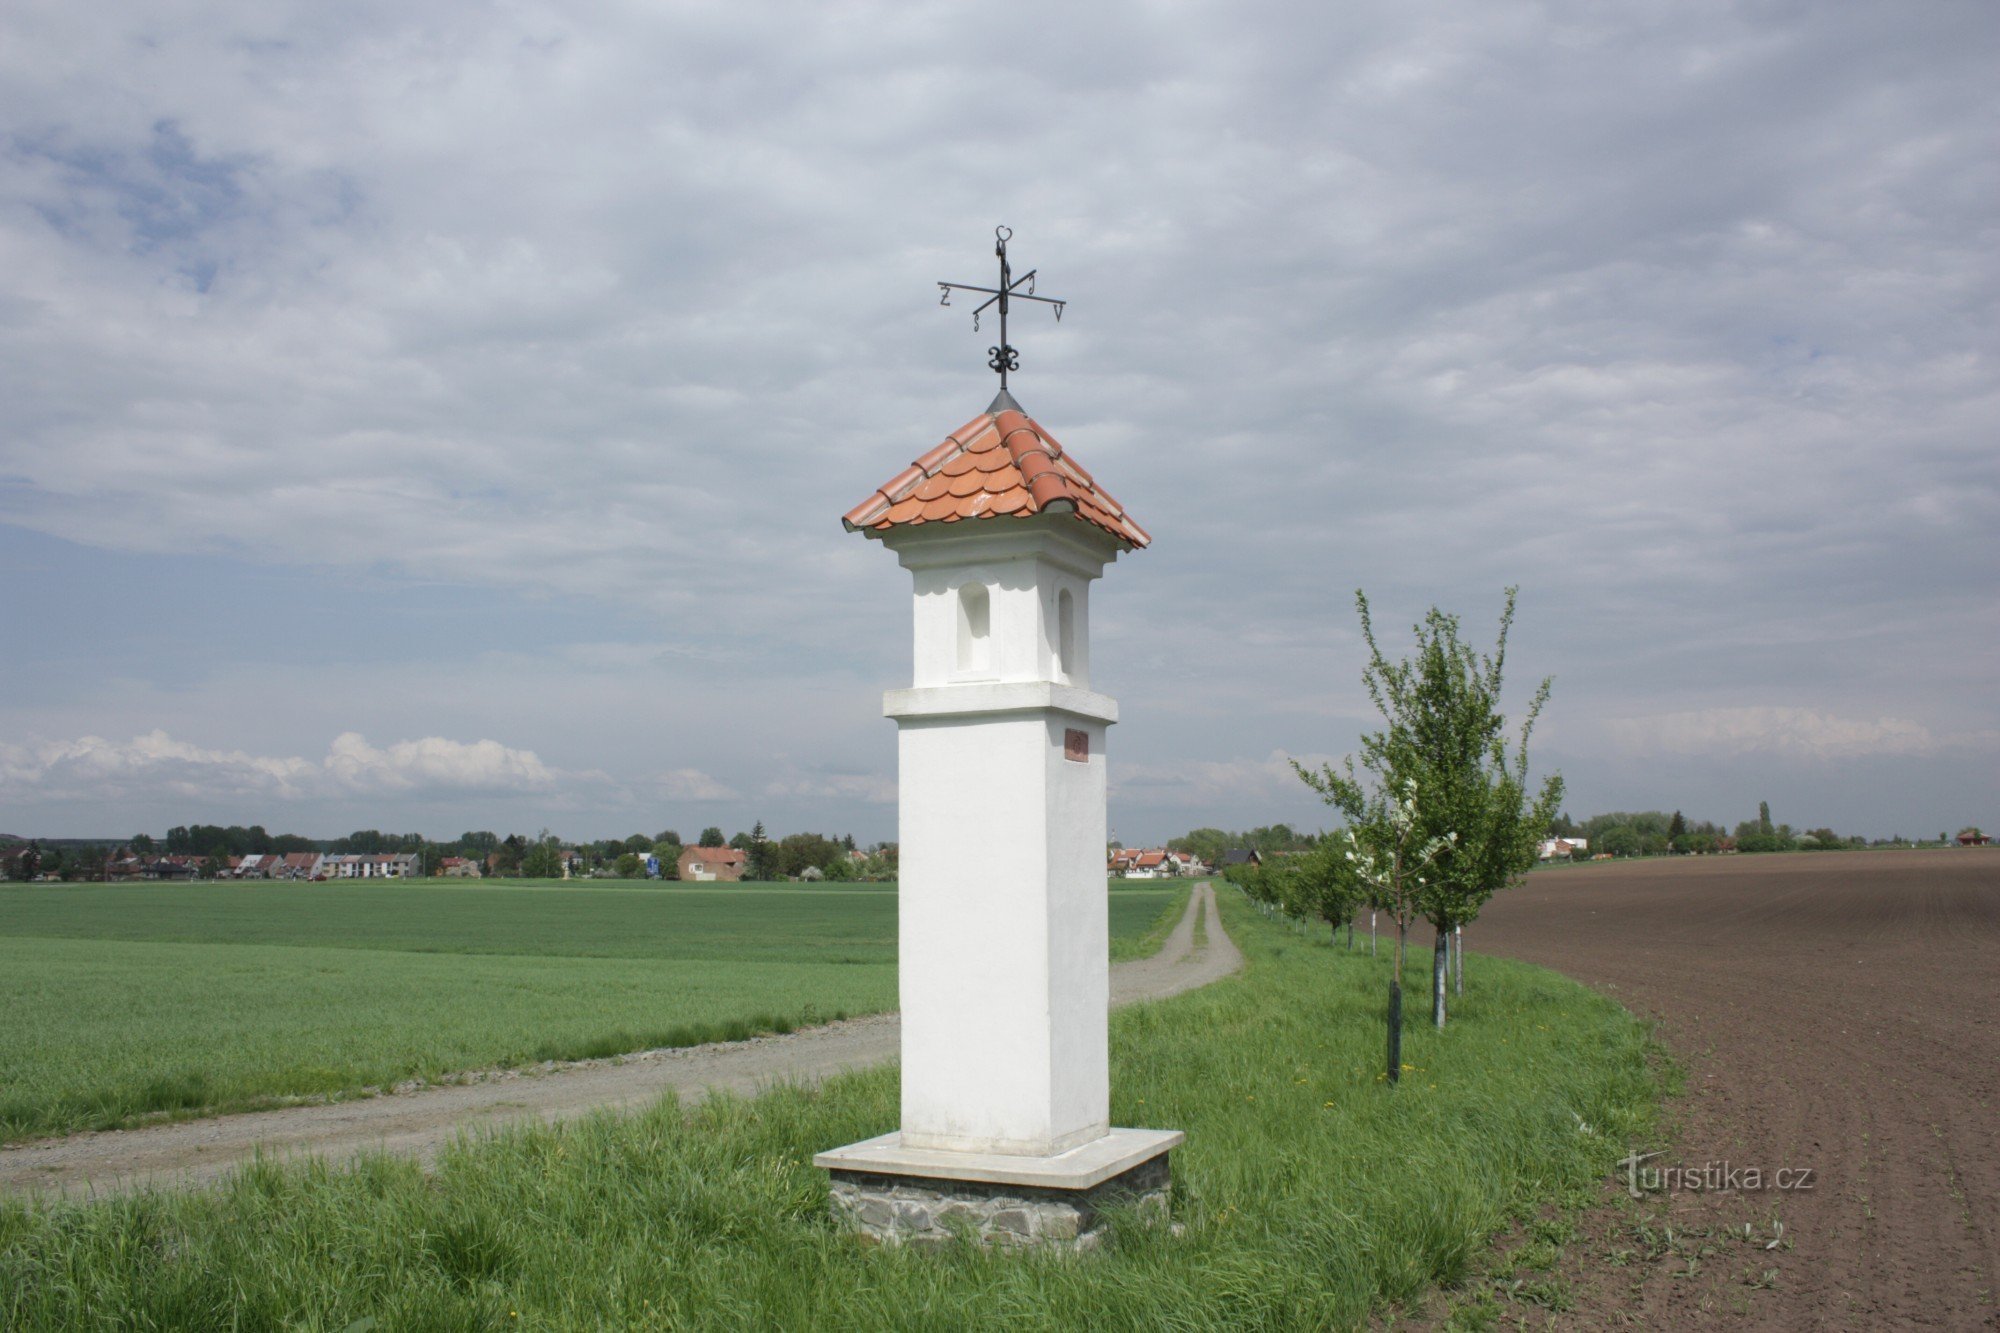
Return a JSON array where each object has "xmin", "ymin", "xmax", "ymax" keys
[
  {"xmin": 1, "ymin": 882, "xmax": 1238, "ymax": 1199},
  {"xmin": 1471, "ymin": 850, "xmax": 1999, "ymax": 1329}
]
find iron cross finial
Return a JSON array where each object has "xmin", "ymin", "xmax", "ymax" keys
[{"xmin": 936, "ymin": 225, "xmax": 1066, "ymax": 389}]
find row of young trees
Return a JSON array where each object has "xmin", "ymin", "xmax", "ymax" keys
[{"xmin": 1229, "ymin": 588, "xmax": 1561, "ymax": 1085}]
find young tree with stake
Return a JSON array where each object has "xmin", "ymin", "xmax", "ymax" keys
[
  {"xmin": 1298, "ymin": 587, "xmax": 1564, "ymax": 1057},
  {"xmin": 1309, "ymin": 779, "xmax": 1453, "ymax": 1083}
]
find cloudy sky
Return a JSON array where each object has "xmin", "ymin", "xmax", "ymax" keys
[{"xmin": 3, "ymin": 0, "xmax": 1994, "ymax": 846}]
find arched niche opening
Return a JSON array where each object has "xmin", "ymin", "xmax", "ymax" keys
[
  {"xmin": 956, "ymin": 582, "xmax": 992, "ymax": 676},
  {"xmin": 1055, "ymin": 587, "xmax": 1077, "ymax": 684}
]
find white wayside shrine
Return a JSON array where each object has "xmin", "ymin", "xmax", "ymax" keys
[{"xmin": 815, "ymin": 389, "xmax": 1180, "ymax": 1250}]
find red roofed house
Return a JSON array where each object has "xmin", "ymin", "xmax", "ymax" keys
[
  {"xmin": 275, "ymin": 852, "xmax": 324, "ymax": 880},
  {"xmin": 678, "ymin": 845, "xmax": 747, "ymax": 882}
]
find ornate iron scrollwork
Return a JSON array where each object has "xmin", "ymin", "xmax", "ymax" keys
[{"xmin": 935, "ymin": 227, "xmax": 1066, "ymax": 389}]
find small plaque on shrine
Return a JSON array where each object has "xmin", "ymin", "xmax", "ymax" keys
[{"xmin": 1064, "ymin": 728, "xmax": 1089, "ymax": 762}]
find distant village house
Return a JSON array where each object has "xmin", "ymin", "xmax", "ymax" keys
[{"xmin": 678, "ymin": 845, "xmax": 747, "ymax": 882}]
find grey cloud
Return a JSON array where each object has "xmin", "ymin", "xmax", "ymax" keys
[{"xmin": 1, "ymin": 1, "xmax": 1994, "ymax": 839}]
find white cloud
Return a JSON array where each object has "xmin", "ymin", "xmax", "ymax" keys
[
  {"xmin": 0, "ymin": 730, "xmax": 610, "ymax": 804},
  {"xmin": 648, "ymin": 768, "xmax": 741, "ymax": 803},
  {"xmin": 1604, "ymin": 707, "xmax": 1952, "ymax": 761},
  {"xmin": 0, "ymin": 731, "xmax": 320, "ymax": 802},
  {"xmin": 321, "ymin": 731, "xmax": 580, "ymax": 793},
  {"xmin": 761, "ymin": 767, "xmax": 896, "ymax": 805}
]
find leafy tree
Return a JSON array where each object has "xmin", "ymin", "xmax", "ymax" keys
[
  {"xmin": 1759, "ymin": 801, "xmax": 1773, "ymax": 836},
  {"xmin": 745, "ymin": 821, "xmax": 777, "ymax": 881},
  {"xmin": 1667, "ymin": 810, "xmax": 1686, "ymax": 849},
  {"xmin": 777, "ymin": 832, "xmax": 842, "ymax": 879},
  {"xmin": 1296, "ymin": 588, "xmax": 1561, "ymax": 1038},
  {"xmin": 1598, "ymin": 826, "xmax": 1639, "ymax": 858},
  {"xmin": 613, "ymin": 852, "xmax": 644, "ymax": 878},
  {"xmin": 521, "ymin": 838, "xmax": 562, "ymax": 879},
  {"xmin": 130, "ymin": 833, "xmax": 157, "ymax": 854},
  {"xmin": 655, "ymin": 830, "xmax": 682, "ymax": 849},
  {"xmin": 1276, "ymin": 842, "xmax": 1365, "ymax": 945},
  {"xmin": 1168, "ymin": 827, "xmax": 1232, "ymax": 866},
  {"xmin": 699, "ymin": 827, "xmax": 725, "ymax": 849}
]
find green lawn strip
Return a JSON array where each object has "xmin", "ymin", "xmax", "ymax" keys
[
  {"xmin": 0, "ymin": 888, "xmax": 1659, "ymax": 1330},
  {"xmin": 0, "ymin": 889, "xmax": 1175, "ymax": 1144}
]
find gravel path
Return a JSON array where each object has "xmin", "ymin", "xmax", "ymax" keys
[{"xmin": 1, "ymin": 881, "xmax": 1239, "ymax": 1199}]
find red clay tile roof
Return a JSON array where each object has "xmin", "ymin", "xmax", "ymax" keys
[
  {"xmin": 681, "ymin": 846, "xmax": 746, "ymax": 865},
  {"xmin": 843, "ymin": 390, "xmax": 1149, "ymax": 549}
]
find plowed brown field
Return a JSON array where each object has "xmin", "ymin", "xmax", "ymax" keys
[{"xmin": 1472, "ymin": 849, "xmax": 1999, "ymax": 1328}]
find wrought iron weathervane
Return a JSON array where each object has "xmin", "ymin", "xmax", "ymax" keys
[{"xmin": 937, "ymin": 226, "xmax": 1066, "ymax": 390}]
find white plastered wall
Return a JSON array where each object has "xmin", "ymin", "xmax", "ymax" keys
[{"xmin": 882, "ymin": 516, "xmax": 1125, "ymax": 1157}]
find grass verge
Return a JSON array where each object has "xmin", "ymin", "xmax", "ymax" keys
[{"xmin": 0, "ymin": 888, "xmax": 1658, "ymax": 1329}]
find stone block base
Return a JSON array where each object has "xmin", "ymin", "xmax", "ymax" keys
[{"xmin": 827, "ymin": 1152, "xmax": 1170, "ymax": 1250}]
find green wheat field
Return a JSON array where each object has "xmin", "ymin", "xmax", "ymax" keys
[{"xmin": 0, "ymin": 880, "xmax": 1177, "ymax": 1143}]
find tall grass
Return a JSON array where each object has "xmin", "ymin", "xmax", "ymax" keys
[{"xmin": 0, "ymin": 889, "xmax": 1658, "ymax": 1329}]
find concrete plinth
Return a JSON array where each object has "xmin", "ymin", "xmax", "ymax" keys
[{"xmin": 816, "ymin": 1127, "xmax": 1180, "ymax": 1250}]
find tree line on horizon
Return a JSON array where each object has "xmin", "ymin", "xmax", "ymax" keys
[
  {"xmin": 1546, "ymin": 802, "xmax": 1968, "ymax": 857},
  {"xmin": 1158, "ymin": 801, "xmax": 1962, "ymax": 867},
  {"xmin": 0, "ymin": 822, "xmax": 898, "ymax": 883}
]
